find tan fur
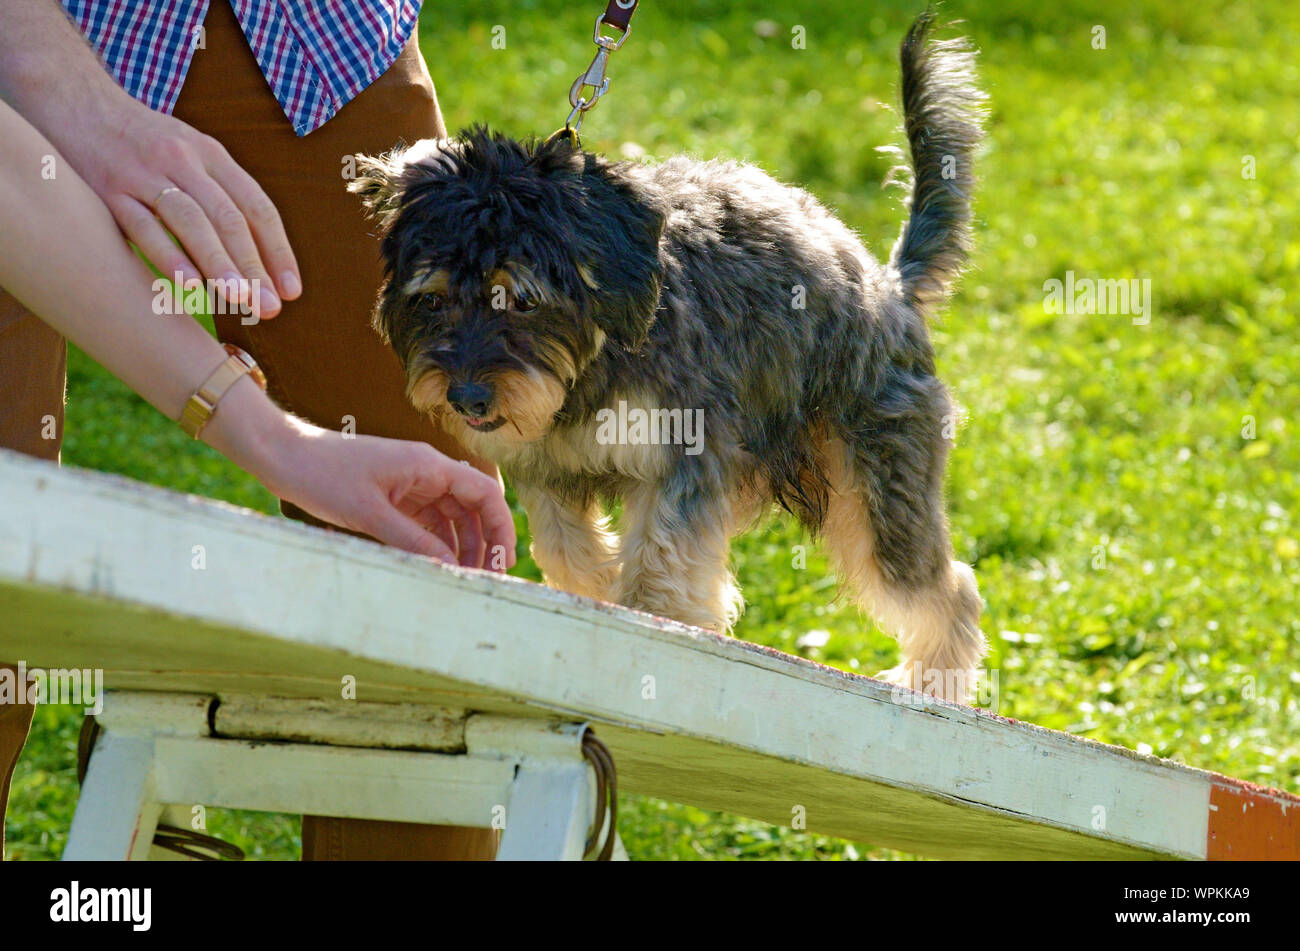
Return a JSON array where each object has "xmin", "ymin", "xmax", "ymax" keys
[
  {"xmin": 614, "ymin": 484, "xmax": 742, "ymax": 632},
  {"xmin": 536, "ymin": 429, "xmax": 670, "ymax": 481},
  {"xmin": 532, "ymin": 340, "xmax": 580, "ymax": 386},
  {"xmin": 413, "ymin": 374, "xmax": 980, "ymax": 702},
  {"xmin": 728, "ymin": 477, "xmax": 770, "ymax": 535},
  {"xmin": 411, "ymin": 366, "xmax": 567, "ymax": 451},
  {"xmin": 407, "ymin": 367, "xmax": 451, "ymax": 417},
  {"xmin": 820, "ymin": 437, "xmax": 985, "ymax": 703},
  {"xmin": 403, "ymin": 268, "xmax": 451, "ymax": 296},
  {"xmin": 516, "ymin": 484, "xmax": 621, "ymax": 601},
  {"xmin": 485, "ymin": 263, "xmax": 564, "ymax": 311},
  {"xmin": 493, "ymin": 367, "xmax": 568, "ymax": 442},
  {"xmin": 493, "ymin": 390, "xmax": 673, "ymax": 481}
]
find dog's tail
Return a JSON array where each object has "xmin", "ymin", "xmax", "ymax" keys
[{"xmin": 889, "ymin": 11, "xmax": 986, "ymax": 318}]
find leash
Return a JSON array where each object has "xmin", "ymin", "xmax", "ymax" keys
[
  {"xmin": 547, "ymin": 0, "xmax": 640, "ymax": 148},
  {"xmin": 581, "ymin": 728, "xmax": 620, "ymax": 860},
  {"xmin": 77, "ymin": 715, "xmax": 246, "ymax": 860}
]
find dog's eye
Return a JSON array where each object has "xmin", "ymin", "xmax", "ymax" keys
[
  {"xmin": 513, "ymin": 292, "xmax": 538, "ymax": 313},
  {"xmin": 421, "ymin": 293, "xmax": 446, "ymax": 312}
]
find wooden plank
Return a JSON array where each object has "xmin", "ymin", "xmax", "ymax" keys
[
  {"xmin": 1207, "ymin": 781, "xmax": 1300, "ymax": 860},
  {"xmin": 212, "ymin": 696, "xmax": 467, "ymax": 751},
  {"xmin": 2, "ymin": 448, "xmax": 1296, "ymax": 859}
]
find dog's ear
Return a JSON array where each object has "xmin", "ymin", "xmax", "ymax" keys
[
  {"xmin": 555, "ymin": 149, "xmax": 665, "ymax": 351},
  {"xmin": 348, "ymin": 144, "xmax": 411, "ymax": 230},
  {"xmin": 349, "ymin": 138, "xmax": 465, "ymax": 230},
  {"xmin": 581, "ymin": 161, "xmax": 665, "ymax": 350}
]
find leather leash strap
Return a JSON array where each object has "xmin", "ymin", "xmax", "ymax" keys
[
  {"xmin": 601, "ymin": 0, "xmax": 638, "ymax": 31},
  {"xmin": 581, "ymin": 728, "xmax": 620, "ymax": 860}
]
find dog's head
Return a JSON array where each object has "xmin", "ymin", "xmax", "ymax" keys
[{"xmin": 350, "ymin": 126, "xmax": 665, "ymax": 446}]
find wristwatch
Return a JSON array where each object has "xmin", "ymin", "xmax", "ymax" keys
[{"xmin": 179, "ymin": 344, "xmax": 268, "ymax": 439}]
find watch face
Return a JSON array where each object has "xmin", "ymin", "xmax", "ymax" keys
[{"xmin": 223, "ymin": 344, "xmax": 268, "ymax": 390}]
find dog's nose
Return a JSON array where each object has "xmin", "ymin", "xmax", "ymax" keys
[{"xmin": 447, "ymin": 381, "xmax": 494, "ymax": 419}]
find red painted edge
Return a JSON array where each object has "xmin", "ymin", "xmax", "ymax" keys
[{"xmin": 1207, "ymin": 779, "xmax": 1300, "ymax": 860}]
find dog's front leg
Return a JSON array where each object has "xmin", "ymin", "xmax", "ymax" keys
[
  {"xmin": 615, "ymin": 478, "xmax": 742, "ymax": 633},
  {"xmin": 516, "ymin": 483, "xmax": 622, "ymax": 602}
]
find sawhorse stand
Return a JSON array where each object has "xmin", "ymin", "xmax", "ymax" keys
[{"xmin": 66, "ymin": 692, "xmax": 625, "ymax": 861}]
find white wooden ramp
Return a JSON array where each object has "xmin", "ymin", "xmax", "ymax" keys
[{"xmin": 0, "ymin": 448, "xmax": 1296, "ymax": 860}]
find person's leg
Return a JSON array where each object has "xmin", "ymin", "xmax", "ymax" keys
[
  {"xmin": 175, "ymin": 1, "xmax": 479, "ymax": 468},
  {"xmin": 0, "ymin": 296, "xmax": 65, "ymax": 463},
  {"xmin": 300, "ymin": 818, "xmax": 500, "ymax": 861},
  {"xmin": 0, "ymin": 667, "xmax": 36, "ymax": 859},
  {"xmin": 0, "ymin": 294, "xmax": 65, "ymax": 858},
  {"xmin": 173, "ymin": 2, "xmax": 497, "ymax": 859}
]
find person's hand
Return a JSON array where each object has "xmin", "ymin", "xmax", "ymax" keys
[
  {"xmin": 59, "ymin": 94, "xmax": 301, "ymax": 319},
  {"xmin": 257, "ymin": 418, "xmax": 518, "ymax": 569},
  {"xmin": 0, "ymin": 93, "xmax": 508, "ymax": 569}
]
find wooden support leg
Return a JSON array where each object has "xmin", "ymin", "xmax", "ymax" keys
[
  {"xmin": 64, "ymin": 733, "xmax": 161, "ymax": 861},
  {"xmin": 466, "ymin": 715, "xmax": 601, "ymax": 861},
  {"xmin": 496, "ymin": 761, "xmax": 593, "ymax": 861}
]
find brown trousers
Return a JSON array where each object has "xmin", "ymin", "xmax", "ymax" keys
[{"xmin": 0, "ymin": 1, "xmax": 496, "ymax": 860}]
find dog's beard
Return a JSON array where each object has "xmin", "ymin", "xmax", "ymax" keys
[{"xmin": 407, "ymin": 364, "xmax": 568, "ymax": 446}]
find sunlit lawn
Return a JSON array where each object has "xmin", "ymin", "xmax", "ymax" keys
[{"xmin": 7, "ymin": 0, "xmax": 1298, "ymax": 859}]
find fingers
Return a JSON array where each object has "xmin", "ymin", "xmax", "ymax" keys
[
  {"xmin": 283, "ymin": 437, "xmax": 516, "ymax": 571},
  {"xmin": 363, "ymin": 497, "xmax": 458, "ymax": 563},
  {"xmin": 435, "ymin": 461, "xmax": 517, "ymax": 570},
  {"xmin": 74, "ymin": 107, "xmax": 300, "ymax": 311},
  {"xmin": 407, "ymin": 488, "xmax": 489, "ymax": 569},
  {"xmin": 170, "ymin": 164, "xmax": 282, "ymax": 318},
  {"xmin": 152, "ymin": 183, "xmax": 260, "ymax": 314},
  {"xmin": 202, "ymin": 140, "xmax": 300, "ymax": 301},
  {"xmin": 394, "ymin": 448, "xmax": 516, "ymax": 571},
  {"xmin": 421, "ymin": 509, "xmax": 459, "ymax": 561},
  {"xmin": 446, "ymin": 504, "xmax": 486, "ymax": 569},
  {"xmin": 439, "ymin": 499, "xmax": 485, "ymax": 569},
  {"xmin": 109, "ymin": 195, "xmax": 203, "ymax": 289}
]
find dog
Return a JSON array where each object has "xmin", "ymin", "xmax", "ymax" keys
[{"xmin": 350, "ymin": 12, "xmax": 987, "ymax": 702}]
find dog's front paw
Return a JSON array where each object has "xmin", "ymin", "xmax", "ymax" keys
[
  {"xmin": 874, "ymin": 662, "xmax": 919, "ymax": 692},
  {"xmin": 541, "ymin": 562, "xmax": 622, "ymax": 604},
  {"xmin": 875, "ymin": 660, "xmax": 978, "ymax": 705}
]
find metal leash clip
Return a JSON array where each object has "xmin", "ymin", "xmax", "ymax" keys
[{"xmin": 558, "ymin": 11, "xmax": 634, "ymax": 142}]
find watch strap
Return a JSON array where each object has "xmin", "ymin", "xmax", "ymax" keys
[{"xmin": 179, "ymin": 345, "xmax": 265, "ymax": 439}]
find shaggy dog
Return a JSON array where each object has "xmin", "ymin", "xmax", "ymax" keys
[{"xmin": 351, "ymin": 12, "xmax": 987, "ymax": 702}]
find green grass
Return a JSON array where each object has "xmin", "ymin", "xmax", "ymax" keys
[{"xmin": 7, "ymin": 0, "xmax": 1299, "ymax": 860}]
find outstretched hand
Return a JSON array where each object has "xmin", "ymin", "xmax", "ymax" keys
[{"xmin": 261, "ymin": 423, "xmax": 518, "ymax": 569}]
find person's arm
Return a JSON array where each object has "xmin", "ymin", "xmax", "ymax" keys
[
  {"xmin": 0, "ymin": 0, "xmax": 299, "ymax": 318},
  {"xmin": 0, "ymin": 99, "xmax": 516, "ymax": 569}
]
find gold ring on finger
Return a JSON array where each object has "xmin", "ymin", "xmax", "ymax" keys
[{"xmin": 153, "ymin": 185, "xmax": 184, "ymax": 212}]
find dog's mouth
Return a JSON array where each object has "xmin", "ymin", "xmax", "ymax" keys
[{"xmin": 464, "ymin": 415, "xmax": 506, "ymax": 432}]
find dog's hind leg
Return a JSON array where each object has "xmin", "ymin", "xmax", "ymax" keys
[
  {"xmin": 615, "ymin": 475, "xmax": 742, "ymax": 633},
  {"xmin": 821, "ymin": 393, "xmax": 985, "ymax": 704},
  {"xmin": 517, "ymin": 483, "xmax": 622, "ymax": 602}
]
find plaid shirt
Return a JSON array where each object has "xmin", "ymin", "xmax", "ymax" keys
[{"xmin": 62, "ymin": 1, "xmax": 423, "ymax": 136}]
